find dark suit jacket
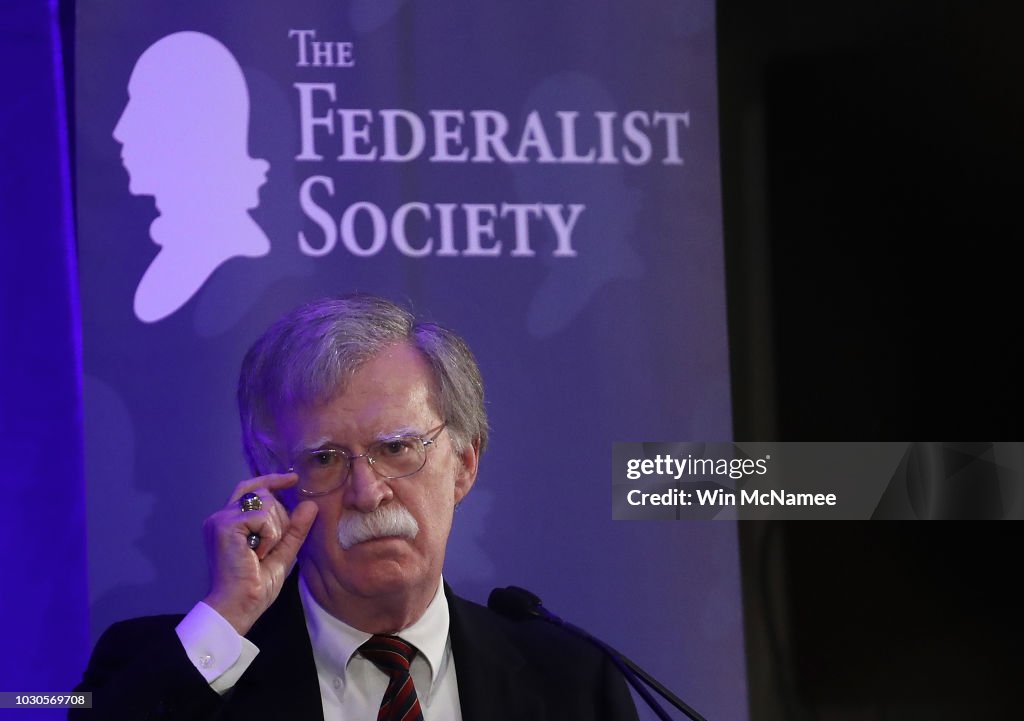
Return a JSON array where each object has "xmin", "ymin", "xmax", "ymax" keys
[{"xmin": 72, "ymin": 574, "xmax": 639, "ymax": 721}]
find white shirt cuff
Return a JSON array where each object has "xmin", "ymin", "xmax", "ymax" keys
[{"xmin": 175, "ymin": 601, "xmax": 260, "ymax": 694}]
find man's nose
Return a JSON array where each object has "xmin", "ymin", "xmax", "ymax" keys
[{"xmin": 342, "ymin": 456, "xmax": 392, "ymax": 513}]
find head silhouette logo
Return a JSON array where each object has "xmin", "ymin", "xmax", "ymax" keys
[{"xmin": 114, "ymin": 31, "xmax": 270, "ymax": 323}]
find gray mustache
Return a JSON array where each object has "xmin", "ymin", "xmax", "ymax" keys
[{"xmin": 337, "ymin": 504, "xmax": 420, "ymax": 550}]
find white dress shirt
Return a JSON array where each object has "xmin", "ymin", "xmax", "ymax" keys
[
  {"xmin": 175, "ymin": 576, "xmax": 463, "ymax": 720},
  {"xmin": 300, "ymin": 576, "xmax": 462, "ymax": 721}
]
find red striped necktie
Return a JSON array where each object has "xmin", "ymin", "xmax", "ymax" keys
[{"xmin": 359, "ymin": 635, "xmax": 425, "ymax": 721}]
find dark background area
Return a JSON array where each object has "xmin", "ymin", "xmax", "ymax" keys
[{"xmin": 719, "ymin": 1, "xmax": 1022, "ymax": 719}]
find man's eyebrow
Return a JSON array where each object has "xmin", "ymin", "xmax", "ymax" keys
[
  {"xmin": 373, "ymin": 426, "xmax": 422, "ymax": 442},
  {"xmin": 296, "ymin": 427, "xmax": 422, "ymax": 452},
  {"xmin": 295, "ymin": 436, "xmax": 333, "ymax": 453}
]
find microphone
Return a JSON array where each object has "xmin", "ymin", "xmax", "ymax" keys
[
  {"xmin": 486, "ymin": 585, "xmax": 553, "ymax": 621},
  {"xmin": 488, "ymin": 586, "xmax": 709, "ymax": 721}
]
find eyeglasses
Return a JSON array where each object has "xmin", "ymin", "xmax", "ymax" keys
[{"xmin": 289, "ymin": 422, "xmax": 448, "ymax": 497}]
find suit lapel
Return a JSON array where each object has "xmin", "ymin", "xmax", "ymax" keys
[
  {"xmin": 226, "ymin": 573, "xmax": 325, "ymax": 721},
  {"xmin": 447, "ymin": 590, "xmax": 546, "ymax": 721}
]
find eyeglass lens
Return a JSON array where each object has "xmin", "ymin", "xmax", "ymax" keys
[{"xmin": 294, "ymin": 436, "xmax": 428, "ymax": 495}]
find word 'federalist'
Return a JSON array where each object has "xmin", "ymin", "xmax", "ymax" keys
[{"xmin": 294, "ymin": 85, "xmax": 691, "ymax": 165}]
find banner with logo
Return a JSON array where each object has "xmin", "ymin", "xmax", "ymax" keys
[{"xmin": 77, "ymin": 1, "xmax": 742, "ymax": 717}]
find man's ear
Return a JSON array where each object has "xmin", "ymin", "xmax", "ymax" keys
[{"xmin": 453, "ymin": 438, "xmax": 480, "ymax": 504}]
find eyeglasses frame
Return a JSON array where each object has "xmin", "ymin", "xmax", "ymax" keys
[{"xmin": 288, "ymin": 421, "xmax": 448, "ymax": 497}]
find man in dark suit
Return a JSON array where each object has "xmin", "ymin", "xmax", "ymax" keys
[{"xmin": 73, "ymin": 294, "xmax": 638, "ymax": 720}]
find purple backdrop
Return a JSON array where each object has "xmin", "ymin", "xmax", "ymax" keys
[{"xmin": 73, "ymin": 2, "xmax": 747, "ymax": 719}]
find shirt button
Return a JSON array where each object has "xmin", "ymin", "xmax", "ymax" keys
[
  {"xmin": 198, "ymin": 654, "xmax": 214, "ymax": 669},
  {"xmin": 333, "ymin": 677, "xmax": 342, "ymax": 689}
]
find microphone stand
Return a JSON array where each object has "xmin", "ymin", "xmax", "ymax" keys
[{"xmin": 489, "ymin": 586, "xmax": 709, "ymax": 721}]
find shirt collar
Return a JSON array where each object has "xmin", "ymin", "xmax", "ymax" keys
[{"xmin": 298, "ymin": 574, "xmax": 451, "ymax": 695}]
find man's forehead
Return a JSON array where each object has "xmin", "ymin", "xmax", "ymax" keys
[{"xmin": 274, "ymin": 344, "xmax": 441, "ymax": 444}]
